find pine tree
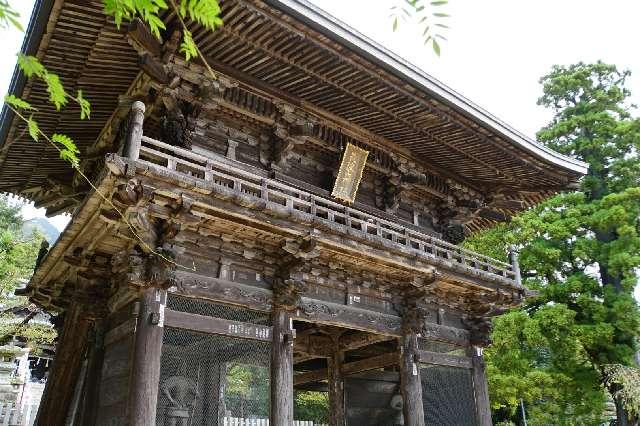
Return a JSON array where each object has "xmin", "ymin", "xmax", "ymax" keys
[{"xmin": 466, "ymin": 62, "xmax": 640, "ymax": 425}]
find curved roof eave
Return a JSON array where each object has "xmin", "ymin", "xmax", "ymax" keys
[{"xmin": 265, "ymin": 0, "xmax": 589, "ymax": 177}]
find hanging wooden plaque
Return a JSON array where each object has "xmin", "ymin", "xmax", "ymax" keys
[{"xmin": 331, "ymin": 143, "xmax": 369, "ymax": 203}]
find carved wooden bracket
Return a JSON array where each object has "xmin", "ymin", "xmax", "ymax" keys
[
  {"xmin": 272, "ymin": 235, "xmax": 320, "ymax": 310},
  {"xmin": 461, "ymin": 316, "xmax": 492, "ymax": 347},
  {"xmin": 399, "ymin": 275, "xmax": 437, "ymax": 334},
  {"xmin": 160, "ymin": 93, "xmax": 202, "ymax": 149}
]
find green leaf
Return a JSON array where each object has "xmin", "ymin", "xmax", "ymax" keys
[
  {"xmin": 51, "ymin": 133, "xmax": 78, "ymax": 153},
  {"xmin": 0, "ymin": 1, "xmax": 23, "ymax": 31},
  {"xmin": 27, "ymin": 116, "xmax": 39, "ymax": 142},
  {"xmin": 392, "ymin": 17, "xmax": 398, "ymax": 31},
  {"xmin": 430, "ymin": 1, "xmax": 448, "ymax": 5},
  {"xmin": 52, "ymin": 133, "xmax": 79, "ymax": 167},
  {"xmin": 432, "ymin": 38, "xmax": 441, "ymax": 56},
  {"xmin": 17, "ymin": 55, "xmax": 45, "ymax": 78},
  {"xmin": 433, "ymin": 12, "xmax": 450, "ymax": 17},
  {"xmin": 4, "ymin": 95, "xmax": 33, "ymax": 110},
  {"xmin": 76, "ymin": 89, "xmax": 91, "ymax": 120},
  {"xmin": 43, "ymin": 72, "xmax": 67, "ymax": 110},
  {"xmin": 179, "ymin": 29, "xmax": 198, "ymax": 62}
]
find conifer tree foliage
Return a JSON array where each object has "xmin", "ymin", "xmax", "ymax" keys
[
  {"xmin": 466, "ymin": 62, "xmax": 640, "ymax": 425},
  {"xmin": 0, "ymin": 196, "xmax": 56, "ymax": 346}
]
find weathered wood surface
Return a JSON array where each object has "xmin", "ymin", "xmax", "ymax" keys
[
  {"xmin": 417, "ymin": 349, "xmax": 472, "ymax": 369},
  {"xmin": 123, "ymin": 101, "xmax": 145, "ymax": 160},
  {"xmin": 128, "ymin": 288, "xmax": 165, "ymax": 426},
  {"xmin": 270, "ymin": 309, "xmax": 294, "ymax": 426},
  {"xmin": 77, "ymin": 323, "xmax": 105, "ymax": 426},
  {"xmin": 171, "ymin": 272, "xmax": 471, "ymax": 344},
  {"xmin": 400, "ymin": 333, "xmax": 425, "ymax": 426},
  {"xmin": 35, "ymin": 305, "xmax": 92, "ymax": 426},
  {"xmin": 471, "ymin": 348, "xmax": 492, "ymax": 426},
  {"xmin": 164, "ymin": 308, "xmax": 272, "ymax": 341},
  {"xmin": 328, "ymin": 346, "xmax": 346, "ymax": 426},
  {"xmin": 133, "ymin": 137, "xmax": 517, "ymax": 284}
]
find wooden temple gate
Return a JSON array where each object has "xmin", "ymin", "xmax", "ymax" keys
[
  {"xmin": 29, "ymin": 105, "xmax": 514, "ymax": 425},
  {"xmin": 0, "ymin": 1, "xmax": 587, "ymax": 425}
]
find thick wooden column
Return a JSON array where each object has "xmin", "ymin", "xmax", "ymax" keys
[
  {"xmin": 128, "ymin": 288, "xmax": 166, "ymax": 425},
  {"xmin": 399, "ymin": 289, "xmax": 429, "ymax": 426},
  {"xmin": 270, "ymin": 308, "xmax": 294, "ymax": 426},
  {"xmin": 76, "ymin": 322, "xmax": 105, "ymax": 425},
  {"xmin": 327, "ymin": 341, "xmax": 346, "ymax": 426},
  {"xmin": 399, "ymin": 331, "xmax": 425, "ymax": 426},
  {"xmin": 471, "ymin": 347, "xmax": 492, "ymax": 426},
  {"xmin": 35, "ymin": 304, "xmax": 92, "ymax": 425}
]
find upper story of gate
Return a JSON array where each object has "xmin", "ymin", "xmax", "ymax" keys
[{"xmin": 0, "ymin": 0, "xmax": 587, "ymax": 320}]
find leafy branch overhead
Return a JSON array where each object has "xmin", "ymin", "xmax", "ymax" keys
[{"xmin": 390, "ymin": 0, "xmax": 449, "ymax": 55}]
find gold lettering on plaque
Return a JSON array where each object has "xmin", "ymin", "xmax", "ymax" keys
[{"xmin": 331, "ymin": 143, "xmax": 369, "ymax": 203}]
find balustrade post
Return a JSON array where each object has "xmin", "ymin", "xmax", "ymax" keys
[
  {"xmin": 508, "ymin": 245, "xmax": 522, "ymax": 285},
  {"xmin": 123, "ymin": 101, "xmax": 146, "ymax": 160}
]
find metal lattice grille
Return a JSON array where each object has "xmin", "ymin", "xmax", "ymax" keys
[
  {"xmin": 167, "ymin": 294, "xmax": 270, "ymax": 325},
  {"xmin": 156, "ymin": 297, "xmax": 271, "ymax": 426},
  {"xmin": 420, "ymin": 364, "xmax": 476, "ymax": 426}
]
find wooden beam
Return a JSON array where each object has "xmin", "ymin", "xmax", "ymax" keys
[
  {"xmin": 128, "ymin": 288, "xmax": 165, "ymax": 426},
  {"xmin": 270, "ymin": 309, "xmax": 294, "ymax": 426},
  {"xmin": 343, "ymin": 352, "xmax": 398, "ymax": 375},
  {"xmin": 417, "ymin": 350, "xmax": 472, "ymax": 369},
  {"xmin": 400, "ymin": 333, "xmax": 425, "ymax": 426},
  {"xmin": 139, "ymin": 53, "xmax": 169, "ymax": 84},
  {"xmin": 164, "ymin": 309, "xmax": 272, "ymax": 341},
  {"xmin": 294, "ymin": 352, "xmax": 398, "ymax": 386},
  {"xmin": 127, "ymin": 18, "xmax": 162, "ymax": 57},
  {"xmin": 174, "ymin": 272, "xmax": 471, "ymax": 346}
]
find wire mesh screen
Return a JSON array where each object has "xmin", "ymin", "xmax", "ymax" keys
[
  {"xmin": 167, "ymin": 294, "xmax": 271, "ymax": 325},
  {"xmin": 420, "ymin": 364, "xmax": 477, "ymax": 426},
  {"xmin": 156, "ymin": 297, "xmax": 271, "ymax": 426}
]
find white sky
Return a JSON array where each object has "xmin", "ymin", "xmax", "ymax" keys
[{"xmin": 1, "ymin": 0, "xmax": 638, "ymax": 298}]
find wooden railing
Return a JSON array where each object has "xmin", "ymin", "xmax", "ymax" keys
[{"xmin": 132, "ymin": 130, "xmax": 518, "ymax": 285}]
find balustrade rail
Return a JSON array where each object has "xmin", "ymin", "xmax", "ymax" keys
[{"xmin": 136, "ymin": 135, "xmax": 518, "ymax": 284}]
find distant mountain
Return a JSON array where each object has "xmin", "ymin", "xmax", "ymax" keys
[{"xmin": 22, "ymin": 218, "xmax": 60, "ymax": 244}]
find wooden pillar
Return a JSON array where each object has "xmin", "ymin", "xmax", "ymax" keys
[
  {"xmin": 270, "ymin": 308, "xmax": 294, "ymax": 426},
  {"xmin": 327, "ymin": 344, "xmax": 346, "ymax": 426},
  {"xmin": 399, "ymin": 331, "xmax": 425, "ymax": 426},
  {"xmin": 123, "ymin": 100, "xmax": 145, "ymax": 160},
  {"xmin": 128, "ymin": 288, "xmax": 166, "ymax": 425},
  {"xmin": 35, "ymin": 304, "xmax": 92, "ymax": 425},
  {"xmin": 471, "ymin": 347, "xmax": 492, "ymax": 426},
  {"xmin": 77, "ymin": 322, "xmax": 105, "ymax": 426}
]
